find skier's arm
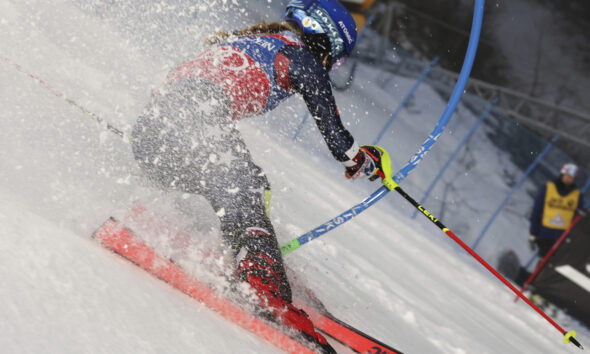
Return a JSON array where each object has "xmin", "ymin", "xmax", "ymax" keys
[{"xmin": 282, "ymin": 46, "xmax": 360, "ymax": 165}]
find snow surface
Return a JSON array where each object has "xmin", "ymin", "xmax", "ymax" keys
[{"xmin": 1, "ymin": 0, "xmax": 588, "ymax": 353}]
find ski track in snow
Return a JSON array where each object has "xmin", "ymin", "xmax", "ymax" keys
[{"xmin": 0, "ymin": 0, "xmax": 587, "ymax": 353}]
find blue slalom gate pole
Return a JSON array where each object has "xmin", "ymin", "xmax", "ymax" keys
[
  {"xmin": 412, "ymin": 97, "xmax": 498, "ymax": 219},
  {"xmin": 372, "ymin": 56, "xmax": 439, "ymax": 146},
  {"xmin": 472, "ymin": 134, "xmax": 560, "ymax": 251}
]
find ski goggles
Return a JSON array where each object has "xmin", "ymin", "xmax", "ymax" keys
[{"xmin": 289, "ymin": 8, "xmax": 325, "ymax": 35}]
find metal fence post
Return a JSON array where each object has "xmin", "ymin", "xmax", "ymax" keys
[
  {"xmin": 372, "ymin": 56, "xmax": 439, "ymax": 145},
  {"xmin": 292, "ymin": 112, "xmax": 310, "ymax": 140},
  {"xmin": 412, "ymin": 97, "xmax": 498, "ymax": 219},
  {"xmin": 582, "ymin": 177, "xmax": 590, "ymax": 209},
  {"xmin": 472, "ymin": 134, "xmax": 560, "ymax": 251}
]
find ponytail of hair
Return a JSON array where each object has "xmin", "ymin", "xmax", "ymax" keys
[{"xmin": 204, "ymin": 21, "xmax": 303, "ymax": 45}]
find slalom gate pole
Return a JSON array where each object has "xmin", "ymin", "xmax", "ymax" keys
[
  {"xmin": 1, "ymin": 56, "xmax": 130, "ymax": 142},
  {"xmin": 515, "ymin": 215, "xmax": 581, "ymax": 303},
  {"xmin": 386, "ymin": 177, "xmax": 583, "ymax": 349},
  {"xmin": 280, "ymin": 0, "xmax": 485, "ymax": 255}
]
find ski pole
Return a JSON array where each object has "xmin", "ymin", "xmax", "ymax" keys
[
  {"xmin": 381, "ymin": 173, "xmax": 583, "ymax": 349},
  {"xmin": 279, "ymin": 147, "xmax": 397, "ymax": 255},
  {"xmin": 1, "ymin": 56, "xmax": 129, "ymax": 142},
  {"xmin": 515, "ymin": 215, "xmax": 582, "ymax": 302}
]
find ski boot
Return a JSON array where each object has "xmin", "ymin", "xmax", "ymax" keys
[{"xmin": 236, "ymin": 229, "xmax": 335, "ymax": 353}]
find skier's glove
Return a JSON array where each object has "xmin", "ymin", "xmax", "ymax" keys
[
  {"xmin": 528, "ymin": 234, "xmax": 538, "ymax": 251},
  {"xmin": 345, "ymin": 145, "xmax": 385, "ymax": 181}
]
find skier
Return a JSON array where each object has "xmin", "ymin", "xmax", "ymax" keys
[
  {"xmin": 529, "ymin": 163, "xmax": 585, "ymax": 257},
  {"xmin": 131, "ymin": 0, "xmax": 386, "ymax": 349}
]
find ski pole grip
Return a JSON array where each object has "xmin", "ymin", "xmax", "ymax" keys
[
  {"xmin": 371, "ymin": 146, "xmax": 398, "ymax": 191},
  {"xmin": 381, "ymin": 174, "xmax": 398, "ymax": 191}
]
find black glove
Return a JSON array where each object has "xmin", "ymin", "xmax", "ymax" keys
[{"xmin": 528, "ymin": 235, "xmax": 538, "ymax": 251}]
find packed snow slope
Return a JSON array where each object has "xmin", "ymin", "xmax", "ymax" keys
[{"xmin": 0, "ymin": 0, "xmax": 587, "ymax": 353}]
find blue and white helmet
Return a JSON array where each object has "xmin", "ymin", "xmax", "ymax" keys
[{"xmin": 284, "ymin": 0, "xmax": 357, "ymax": 62}]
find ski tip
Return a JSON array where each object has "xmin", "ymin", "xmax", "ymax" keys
[{"xmin": 564, "ymin": 330, "xmax": 584, "ymax": 349}]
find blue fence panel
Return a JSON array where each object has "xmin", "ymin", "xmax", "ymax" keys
[
  {"xmin": 372, "ymin": 57, "xmax": 439, "ymax": 146},
  {"xmin": 412, "ymin": 97, "xmax": 498, "ymax": 219}
]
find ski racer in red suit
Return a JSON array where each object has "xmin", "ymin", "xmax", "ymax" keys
[{"xmin": 131, "ymin": 1, "xmax": 385, "ymax": 350}]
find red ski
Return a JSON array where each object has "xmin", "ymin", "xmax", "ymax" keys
[
  {"xmin": 93, "ymin": 217, "xmax": 316, "ymax": 354},
  {"xmin": 298, "ymin": 305, "xmax": 402, "ymax": 354},
  {"xmin": 92, "ymin": 214, "xmax": 403, "ymax": 354}
]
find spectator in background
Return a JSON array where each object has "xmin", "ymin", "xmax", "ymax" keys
[{"xmin": 529, "ymin": 163, "xmax": 585, "ymax": 256}]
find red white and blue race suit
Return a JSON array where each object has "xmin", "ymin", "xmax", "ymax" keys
[{"xmin": 132, "ymin": 32, "xmax": 359, "ymax": 300}]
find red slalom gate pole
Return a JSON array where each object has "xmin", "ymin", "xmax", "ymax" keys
[
  {"xmin": 387, "ymin": 180, "xmax": 584, "ymax": 349},
  {"xmin": 515, "ymin": 215, "xmax": 581, "ymax": 302}
]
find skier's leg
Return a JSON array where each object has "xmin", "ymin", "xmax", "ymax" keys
[
  {"xmin": 131, "ymin": 78, "xmax": 331, "ymax": 350},
  {"xmin": 199, "ymin": 127, "xmax": 292, "ymax": 302},
  {"xmin": 131, "ymin": 78, "xmax": 291, "ymax": 300}
]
